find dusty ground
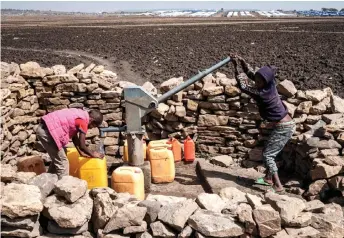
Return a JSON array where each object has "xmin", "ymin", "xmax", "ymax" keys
[
  {"xmin": 150, "ymin": 160, "xmax": 205, "ymax": 198},
  {"xmin": 1, "ymin": 16, "xmax": 344, "ymax": 96}
]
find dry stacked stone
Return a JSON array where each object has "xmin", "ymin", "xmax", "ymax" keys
[
  {"xmin": 1, "ymin": 61, "xmax": 343, "ymax": 203},
  {"xmin": 1, "ymin": 169, "xmax": 344, "ymax": 237}
]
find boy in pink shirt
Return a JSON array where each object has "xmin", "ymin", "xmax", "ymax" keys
[{"xmin": 36, "ymin": 108, "xmax": 104, "ymax": 179}]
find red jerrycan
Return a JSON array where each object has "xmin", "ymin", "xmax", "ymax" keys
[
  {"xmin": 184, "ymin": 136, "xmax": 195, "ymax": 162},
  {"xmin": 167, "ymin": 137, "xmax": 182, "ymax": 162}
]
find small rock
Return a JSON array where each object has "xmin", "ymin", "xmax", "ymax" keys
[
  {"xmin": 225, "ymin": 86, "xmax": 241, "ymax": 97},
  {"xmin": 202, "ymin": 86, "xmax": 224, "ymax": 96},
  {"xmin": 142, "ymin": 82, "xmax": 157, "ymax": 96},
  {"xmin": 136, "ymin": 232, "xmax": 153, "ymax": 238},
  {"xmin": 219, "ymin": 187, "xmax": 247, "ymax": 204},
  {"xmin": 277, "ymin": 80, "xmax": 297, "ymax": 97},
  {"xmin": 1, "ymin": 215, "xmax": 38, "ymax": 230},
  {"xmin": 151, "ymin": 103, "xmax": 169, "ymax": 119},
  {"xmin": 103, "ymin": 206, "xmax": 147, "ymax": 233},
  {"xmin": 305, "ymin": 180, "xmax": 329, "ymax": 198},
  {"xmin": 12, "ymin": 172, "xmax": 36, "ymax": 184},
  {"xmin": 160, "ymin": 77, "xmax": 183, "ymax": 93},
  {"xmin": 186, "ymin": 99, "xmax": 198, "ymax": 111},
  {"xmin": 0, "ymin": 218, "xmax": 42, "ymax": 237},
  {"xmin": 123, "ymin": 221, "xmax": 147, "ymax": 234},
  {"xmin": 188, "ymin": 209, "xmax": 244, "ymax": 237},
  {"xmin": 51, "ymin": 65, "xmax": 67, "ymax": 75},
  {"xmin": 20, "ymin": 61, "xmax": 45, "ymax": 78},
  {"xmin": 328, "ymin": 175, "xmax": 344, "ymax": 195},
  {"xmin": 297, "ymin": 101, "xmax": 312, "ymax": 114},
  {"xmin": 196, "ymin": 193, "xmax": 227, "ymax": 213},
  {"xmin": 175, "ymin": 105, "xmax": 186, "ymax": 117},
  {"xmin": 304, "ymin": 200, "xmax": 325, "ymax": 213},
  {"xmin": 1, "ymin": 164, "xmax": 17, "ymax": 182},
  {"xmin": 43, "ymin": 193, "xmax": 93, "ymax": 228},
  {"xmin": 47, "ymin": 220, "xmax": 88, "ymax": 235},
  {"xmin": 210, "ymin": 155, "xmax": 233, "ymax": 168},
  {"xmin": 271, "ymin": 229, "xmax": 292, "ymax": 238},
  {"xmin": 310, "ymin": 160, "xmax": 343, "ymax": 180},
  {"xmin": 43, "ymin": 74, "xmax": 79, "ymax": 86},
  {"xmin": 310, "ymin": 102, "xmax": 327, "ymax": 115},
  {"xmin": 236, "ymin": 203, "xmax": 257, "ymax": 234},
  {"xmin": 245, "ymin": 193, "xmax": 263, "ymax": 209},
  {"xmin": 305, "ymin": 90, "xmax": 327, "ymax": 103},
  {"xmin": 265, "ymin": 192, "xmax": 306, "ymax": 226},
  {"xmin": 67, "ymin": 63, "xmax": 85, "ymax": 75},
  {"xmin": 285, "ymin": 226, "xmax": 320, "ymax": 237},
  {"xmin": 54, "ymin": 176, "xmax": 87, "ymax": 203},
  {"xmin": 310, "ymin": 203, "xmax": 344, "ymax": 237},
  {"xmin": 253, "ymin": 204, "xmax": 281, "ymax": 238},
  {"xmin": 178, "ymin": 225, "xmax": 193, "ymax": 238},
  {"xmin": 197, "ymin": 114, "xmax": 219, "ymax": 127},
  {"xmin": 283, "ymin": 101, "xmax": 297, "ymax": 117},
  {"xmin": 138, "ymin": 200, "xmax": 162, "ymax": 224},
  {"xmin": 158, "ymin": 199, "xmax": 199, "ymax": 231},
  {"xmin": 150, "ymin": 221, "xmax": 176, "ymax": 238},
  {"xmin": 287, "ymin": 212, "xmax": 312, "ymax": 228},
  {"xmin": 1, "ymin": 183, "xmax": 43, "ymax": 219},
  {"xmin": 92, "ymin": 190, "xmax": 117, "ymax": 231},
  {"xmin": 29, "ymin": 173, "xmax": 58, "ymax": 199},
  {"xmin": 330, "ymin": 94, "xmax": 344, "ymax": 113}
]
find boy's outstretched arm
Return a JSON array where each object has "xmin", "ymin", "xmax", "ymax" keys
[
  {"xmin": 230, "ymin": 57, "xmax": 260, "ymax": 99},
  {"xmin": 72, "ymin": 133, "xmax": 103, "ymax": 158},
  {"xmin": 237, "ymin": 56, "xmax": 256, "ymax": 81}
]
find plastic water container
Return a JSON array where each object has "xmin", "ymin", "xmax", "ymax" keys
[
  {"xmin": 17, "ymin": 155, "xmax": 46, "ymax": 175},
  {"xmin": 149, "ymin": 147, "xmax": 175, "ymax": 184},
  {"xmin": 78, "ymin": 156, "xmax": 108, "ymax": 189},
  {"xmin": 167, "ymin": 138, "xmax": 182, "ymax": 162},
  {"xmin": 111, "ymin": 166, "xmax": 145, "ymax": 200},
  {"xmin": 147, "ymin": 139, "xmax": 171, "ymax": 160},
  {"xmin": 184, "ymin": 136, "xmax": 195, "ymax": 162},
  {"xmin": 123, "ymin": 140, "xmax": 147, "ymax": 163},
  {"xmin": 66, "ymin": 147, "xmax": 80, "ymax": 177}
]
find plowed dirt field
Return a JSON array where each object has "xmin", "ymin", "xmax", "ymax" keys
[{"xmin": 2, "ymin": 16, "xmax": 344, "ymax": 96}]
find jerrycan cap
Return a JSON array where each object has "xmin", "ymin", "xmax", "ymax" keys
[{"xmin": 134, "ymin": 168, "xmax": 142, "ymax": 174}]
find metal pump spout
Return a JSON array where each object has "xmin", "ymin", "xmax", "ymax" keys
[{"xmin": 99, "ymin": 57, "xmax": 231, "ymax": 166}]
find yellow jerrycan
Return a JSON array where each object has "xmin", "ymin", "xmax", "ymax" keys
[
  {"xmin": 123, "ymin": 140, "xmax": 147, "ymax": 163},
  {"xmin": 111, "ymin": 166, "xmax": 145, "ymax": 200},
  {"xmin": 149, "ymin": 147, "xmax": 175, "ymax": 184},
  {"xmin": 78, "ymin": 156, "xmax": 108, "ymax": 189},
  {"xmin": 147, "ymin": 139, "xmax": 171, "ymax": 160},
  {"xmin": 66, "ymin": 147, "xmax": 80, "ymax": 177}
]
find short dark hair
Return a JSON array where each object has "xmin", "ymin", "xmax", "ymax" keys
[{"xmin": 89, "ymin": 110, "xmax": 103, "ymax": 126}]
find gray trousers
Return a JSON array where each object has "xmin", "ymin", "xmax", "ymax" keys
[
  {"xmin": 263, "ymin": 120, "xmax": 295, "ymax": 176},
  {"xmin": 36, "ymin": 123, "xmax": 69, "ymax": 179}
]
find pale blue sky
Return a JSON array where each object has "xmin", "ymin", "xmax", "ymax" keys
[{"xmin": 1, "ymin": 1, "xmax": 343, "ymax": 12}]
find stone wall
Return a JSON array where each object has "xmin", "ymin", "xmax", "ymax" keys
[
  {"xmin": 1, "ymin": 61, "xmax": 344, "ymax": 199},
  {"xmin": 1, "ymin": 170, "xmax": 344, "ymax": 237}
]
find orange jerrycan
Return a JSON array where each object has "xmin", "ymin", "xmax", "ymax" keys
[
  {"xmin": 184, "ymin": 136, "xmax": 195, "ymax": 162},
  {"xmin": 111, "ymin": 166, "xmax": 145, "ymax": 200},
  {"xmin": 149, "ymin": 147, "xmax": 175, "ymax": 184},
  {"xmin": 167, "ymin": 138, "xmax": 182, "ymax": 162},
  {"xmin": 124, "ymin": 140, "xmax": 147, "ymax": 163},
  {"xmin": 17, "ymin": 156, "xmax": 46, "ymax": 175},
  {"xmin": 66, "ymin": 147, "xmax": 80, "ymax": 177},
  {"xmin": 147, "ymin": 139, "xmax": 171, "ymax": 160},
  {"xmin": 78, "ymin": 156, "xmax": 108, "ymax": 189}
]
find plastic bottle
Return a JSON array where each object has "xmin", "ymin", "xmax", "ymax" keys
[
  {"xmin": 167, "ymin": 137, "xmax": 182, "ymax": 162},
  {"xmin": 184, "ymin": 136, "xmax": 195, "ymax": 162}
]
